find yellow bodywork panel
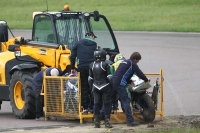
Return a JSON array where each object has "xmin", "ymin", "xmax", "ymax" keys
[
  {"xmin": 1, "ymin": 38, "xmax": 16, "ymax": 52},
  {"xmin": 1, "ymin": 36, "xmax": 72, "ymax": 72},
  {"xmin": 19, "ymin": 45, "xmax": 71, "ymax": 70},
  {"xmin": 0, "ymin": 51, "xmax": 16, "ymax": 84},
  {"xmin": 19, "ymin": 46, "xmax": 56, "ymax": 66}
]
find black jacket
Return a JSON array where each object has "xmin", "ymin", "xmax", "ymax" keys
[
  {"xmin": 32, "ymin": 67, "xmax": 62, "ymax": 96},
  {"xmin": 112, "ymin": 59, "xmax": 148, "ymax": 86},
  {"xmin": 89, "ymin": 60, "xmax": 112, "ymax": 90},
  {"xmin": 70, "ymin": 37, "xmax": 97, "ymax": 69}
]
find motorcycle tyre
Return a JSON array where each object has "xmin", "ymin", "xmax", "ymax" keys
[{"xmin": 139, "ymin": 94, "xmax": 155, "ymax": 123}]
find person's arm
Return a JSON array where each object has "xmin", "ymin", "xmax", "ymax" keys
[
  {"xmin": 88, "ymin": 63, "xmax": 94, "ymax": 90},
  {"xmin": 57, "ymin": 68, "xmax": 63, "ymax": 76},
  {"xmin": 70, "ymin": 43, "xmax": 78, "ymax": 69},
  {"xmin": 106, "ymin": 63, "xmax": 111, "ymax": 76},
  {"xmin": 105, "ymin": 62, "xmax": 113, "ymax": 86},
  {"xmin": 45, "ymin": 67, "xmax": 52, "ymax": 76},
  {"xmin": 133, "ymin": 64, "xmax": 148, "ymax": 82},
  {"xmin": 89, "ymin": 63, "xmax": 94, "ymax": 79}
]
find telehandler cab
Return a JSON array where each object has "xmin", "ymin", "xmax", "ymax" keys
[{"xmin": 0, "ymin": 5, "xmax": 119, "ymax": 119}]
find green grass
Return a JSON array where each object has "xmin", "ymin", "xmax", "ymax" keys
[{"xmin": 0, "ymin": 0, "xmax": 200, "ymax": 32}]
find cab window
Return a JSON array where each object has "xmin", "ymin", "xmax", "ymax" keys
[{"xmin": 33, "ymin": 15, "xmax": 55, "ymax": 43}]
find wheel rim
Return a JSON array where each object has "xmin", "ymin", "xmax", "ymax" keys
[{"xmin": 14, "ymin": 81, "xmax": 25, "ymax": 109}]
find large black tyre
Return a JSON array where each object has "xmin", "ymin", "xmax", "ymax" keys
[
  {"xmin": 9, "ymin": 70, "xmax": 37, "ymax": 119},
  {"xmin": 139, "ymin": 94, "xmax": 155, "ymax": 123}
]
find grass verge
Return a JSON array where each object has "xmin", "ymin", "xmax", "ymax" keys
[{"xmin": 0, "ymin": 0, "xmax": 200, "ymax": 32}]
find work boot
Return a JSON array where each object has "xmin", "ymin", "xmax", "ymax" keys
[
  {"xmin": 82, "ymin": 109, "xmax": 88, "ymax": 115},
  {"xmin": 104, "ymin": 115, "xmax": 112, "ymax": 128},
  {"xmin": 88, "ymin": 106, "xmax": 93, "ymax": 114},
  {"xmin": 94, "ymin": 115, "xmax": 100, "ymax": 128},
  {"xmin": 127, "ymin": 121, "xmax": 140, "ymax": 126},
  {"xmin": 35, "ymin": 117, "xmax": 45, "ymax": 121}
]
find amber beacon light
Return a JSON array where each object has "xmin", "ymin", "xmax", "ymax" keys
[{"xmin": 64, "ymin": 5, "xmax": 70, "ymax": 11}]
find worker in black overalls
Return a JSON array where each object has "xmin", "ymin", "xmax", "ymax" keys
[
  {"xmin": 33, "ymin": 67, "xmax": 63, "ymax": 120},
  {"xmin": 88, "ymin": 49, "xmax": 113, "ymax": 128}
]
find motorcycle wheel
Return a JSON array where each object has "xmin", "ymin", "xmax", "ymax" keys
[{"xmin": 138, "ymin": 94, "xmax": 155, "ymax": 123}]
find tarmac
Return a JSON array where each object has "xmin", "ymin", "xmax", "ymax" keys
[{"xmin": 1, "ymin": 122, "xmax": 153, "ymax": 133}]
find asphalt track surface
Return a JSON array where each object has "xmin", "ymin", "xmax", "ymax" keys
[{"xmin": 1, "ymin": 30, "xmax": 200, "ymax": 132}]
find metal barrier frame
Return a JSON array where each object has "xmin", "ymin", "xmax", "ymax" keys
[
  {"xmin": 41, "ymin": 74, "xmax": 79, "ymax": 120},
  {"xmin": 133, "ymin": 69, "xmax": 164, "ymax": 121}
]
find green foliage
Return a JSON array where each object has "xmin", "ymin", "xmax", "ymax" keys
[{"xmin": 0, "ymin": 0, "xmax": 200, "ymax": 32}]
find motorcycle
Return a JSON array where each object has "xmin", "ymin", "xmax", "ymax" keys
[{"xmin": 127, "ymin": 75, "xmax": 160, "ymax": 123}]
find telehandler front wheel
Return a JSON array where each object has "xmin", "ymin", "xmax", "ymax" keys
[{"xmin": 9, "ymin": 70, "xmax": 37, "ymax": 119}]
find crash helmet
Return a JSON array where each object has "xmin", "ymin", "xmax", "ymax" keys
[
  {"xmin": 94, "ymin": 49, "xmax": 107, "ymax": 61},
  {"xmin": 114, "ymin": 54, "xmax": 126, "ymax": 63}
]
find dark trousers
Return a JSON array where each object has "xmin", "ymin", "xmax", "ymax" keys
[
  {"xmin": 100, "ymin": 89, "xmax": 119, "ymax": 116},
  {"xmin": 35, "ymin": 95, "xmax": 44, "ymax": 118},
  {"xmin": 78, "ymin": 66, "xmax": 93, "ymax": 109},
  {"xmin": 93, "ymin": 86, "xmax": 112, "ymax": 116},
  {"xmin": 113, "ymin": 84, "xmax": 134, "ymax": 122}
]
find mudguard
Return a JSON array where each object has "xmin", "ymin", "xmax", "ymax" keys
[{"xmin": 10, "ymin": 63, "xmax": 40, "ymax": 75}]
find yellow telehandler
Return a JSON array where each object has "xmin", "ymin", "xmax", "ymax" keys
[{"xmin": 0, "ymin": 5, "xmax": 120, "ymax": 119}]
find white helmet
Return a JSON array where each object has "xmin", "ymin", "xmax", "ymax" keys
[{"xmin": 50, "ymin": 68, "xmax": 59, "ymax": 76}]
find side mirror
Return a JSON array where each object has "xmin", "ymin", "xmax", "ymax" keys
[
  {"xmin": 93, "ymin": 11, "xmax": 99, "ymax": 21},
  {"xmin": 0, "ymin": 21, "xmax": 8, "ymax": 42}
]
